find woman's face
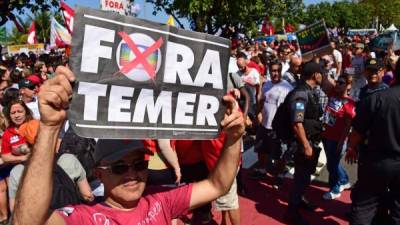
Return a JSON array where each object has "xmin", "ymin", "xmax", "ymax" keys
[{"xmin": 10, "ymin": 103, "xmax": 26, "ymax": 126}]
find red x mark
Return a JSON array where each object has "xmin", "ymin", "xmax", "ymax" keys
[{"xmin": 117, "ymin": 32, "xmax": 164, "ymax": 80}]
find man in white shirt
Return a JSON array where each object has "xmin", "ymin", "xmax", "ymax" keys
[
  {"xmin": 252, "ymin": 60, "xmax": 293, "ymax": 188},
  {"xmin": 236, "ymin": 52, "xmax": 261, "ymax": 119},
  {"xmin": 331, "ymin": 41, "xmax": 343, "ymax": 78},
  {"xmin": 18, "ymin": 78, "xmax": 40, "ymax": 119}
]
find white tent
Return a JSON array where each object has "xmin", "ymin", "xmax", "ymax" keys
[{"xmin": 386, "ymin": 24, "xmax": 398, "ymax": 32}]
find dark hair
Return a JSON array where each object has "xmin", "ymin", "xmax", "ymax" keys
[
  {"xmin": 2, "ymin": 88, "xmax": 19, "ymax": 107},
  {"xmin": 268, "ymin": 59, "xmax": 282, "ymax": 71},
  {"xmin": 338, "ymin": 73, "xmax": 353, "ymax": 85},
  {"xmin": 4, "ymin": 99, "xmax": 33, "ymax": 127},
  {"xmin": 236, "ymin": 52, "xmax": 247, "ymax": 60}
]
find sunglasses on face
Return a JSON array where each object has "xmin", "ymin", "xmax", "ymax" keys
[
  {"xmin": 98, "ymin": 160, "xmax": 149, "ymax": 175},
  {"xmin": 25, "ymin": 85, "xmax": 36, "ymax": 90}
]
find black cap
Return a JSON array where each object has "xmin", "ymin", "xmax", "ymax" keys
[
  {"xmin": 94, "ymin": 139, "xmax": 153, "ymax": 164},
  {"xmin": 18, "ymin": 79, "xmax": 36, "ymax": 90},
  {"xmin": 303, "ymin": 62, "xmax": 323, "ymax": 78},
  {"xmin": 365, "ymin": 58, "xmax": 384, "ymax": 70}
]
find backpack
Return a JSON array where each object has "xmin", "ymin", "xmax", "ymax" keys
[
  {"xmin": 272, "ymin": 91, "xmax": 294, "ymax": 142},
  {"xmin": 50, "ymin": 163, "xmax": 81, "ymax": 210},
  {"xmin": 59, "ymin": 127, "xmax": 97, "ymax": 181}
]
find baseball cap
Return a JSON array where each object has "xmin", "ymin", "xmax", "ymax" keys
[
  {"xmin": 18, "ymin": 79, "xmax": 36, "ymax": 90},
  {"xmin": 26, "ymin": 75, "xmax": 41, "ymax": 86},
  {"xmin": 365, "ymin": 58, "xmax": 384, "ymax": 70},
  {"xmin": 94, "ymin": 139, "xmax": 153, "ymax": 164},
  {"xmin": 302, "ymin": 62, "xmax": 323, "ymax": 78}
]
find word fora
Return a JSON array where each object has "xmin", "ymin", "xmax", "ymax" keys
[
  {"xmin": 103, "ymin": 0, "xmax": 125, "ymax": 9},
  {"xmin": 80, "ymin": 25, "xmax": 224, "ymax": 90},
  {"xmin": 78, "ymin": 82, "xmax": 220, "ymax": 126}
]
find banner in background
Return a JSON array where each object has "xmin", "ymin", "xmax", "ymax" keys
[
  {"xmin": 7, "ymin": 43, "xmax": 45, "ymax": 55},
  {"xmin": 100, "ymin": 0, "xmax": 129, "ymax": 15},
  {"xmin": 296, "ymin": 20, "xmax": 331, "ymax": 59}
]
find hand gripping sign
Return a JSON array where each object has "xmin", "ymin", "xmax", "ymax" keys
[{"xmin": 68, "ymin": 7, "xmax": 231, "ymax": 139}]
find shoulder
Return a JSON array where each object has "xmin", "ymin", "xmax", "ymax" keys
[{"xmin": 279, "ymin": 80, "xmax": 294, "ymax": 90}]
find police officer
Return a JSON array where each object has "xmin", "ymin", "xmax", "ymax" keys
[
  {"xmin": 345, "ymin": 60, "xmax": 400, "ymax": 225},
  {"xmin": 285, "ymin": 62, "xmax": 324, "ymax": 225}
]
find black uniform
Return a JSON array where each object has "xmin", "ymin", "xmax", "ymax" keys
[
  {"xmin": 350, "ymin": 85, "xmax": 400, "ymax": 225},
  {"xmin": 287, "ymin": 80, "xmax": 323, "ymax": 208}
]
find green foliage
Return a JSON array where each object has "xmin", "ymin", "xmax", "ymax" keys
[
  {"xmin": 301, "ymin": 1, "xmax": 374, "ymax": 29},
  {"xmin": 359, "ymin": 0, "xmax": 400, "ymax": 27},
  {"xmin": 7, "ymin": 10, "xmax": 64, "ymax": 45}
]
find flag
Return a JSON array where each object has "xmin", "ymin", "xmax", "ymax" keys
[
  {"xmin": 285, "ymin": 23, "xmax": 295, "ymax": 33},
  {"xmin": 8, "ymin": 14, "xmax": 24, "ymax": 33},
  {"xmin": 261, "ymin": 17, "xmax": 274, "ymax": 36},
  {"xmin": 61, "ymin": 0, "xmax": 75, "ymax": 33},
  {"xmin": 50, "ymin": 17, "xmax": 71, "ymax": 48},
  {"xmin": 167, "ymin": 15, "xmax": 175, "ymax": 27},
  {"xmin": 27, "ymin": 21, "xmax": 37, "ymax": 44}
]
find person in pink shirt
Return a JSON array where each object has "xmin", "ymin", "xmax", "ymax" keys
[{"xmin": 12, "ymin": 67, "xmax": 245, "ymax": 225}]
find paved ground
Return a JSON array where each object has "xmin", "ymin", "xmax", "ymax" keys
[{"xmin": 178, "ymin": 137, "xmax": 358, "ymax": 225}]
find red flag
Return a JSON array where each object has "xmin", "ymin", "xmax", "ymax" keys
[
  {"xmin": 268, "ymin": 22, "xmax": 274, "ymax": 36},
  {"xmin": 27, "ymin": 21, "xmax": 37, "ymax": 44},
  {"xmin": 285, "ymin": 23, "xmax": 295, "ymax": 33},
  {"xmin": 61, "ymin": 1, "xmax": 75, "ymax": 34},
  {"xmin": 261, "ymin": 17, "xmax": 268, "ymax": 35}
]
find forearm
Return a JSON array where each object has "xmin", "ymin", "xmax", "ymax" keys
[
  {"xmin": 348, "ymin": 129, "xmax": 363, "ymax": 150},
  {"xmin": 1, "ymin": 153, "xmax": 29, "ymax": 164},
  {"xmin": 77, "ymin": 179, "xmax": 94, "ymax": 202},
  {"xmin": 208, "ymin": 137, "xmax": 241, "ymax": 195},
  {"xmin": 13, "ymin": 123, "xmax": 61, "ymax": 225},
  {"xmin": 240, "ymin": 88, "xmax": 250, "ymax": 116},
  {"xmin": 293, "ymin": 123, "xmax": 311, "ymax": 150},
  {"xmin": 158, "ymin": 139, "xmax": 180, "ymax": 170}
]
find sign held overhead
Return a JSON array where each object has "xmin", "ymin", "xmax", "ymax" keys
[{"xmin": 68, "ymin": 7, "xmax": 230, "ymax": 139}]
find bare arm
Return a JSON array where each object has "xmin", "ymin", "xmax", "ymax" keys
[
  {"xmin": 77, "ymin": 178, "xmax": 95, "ymax": 202},
  {"xmin": 345, "ymin": 129, "xmax": 364, "ymax": 164},
  {"xmin": 1, "ymin": 153, "xmax": 29, "ymax": 164},
  {"xmin": 189, "ymin": 96, "xmax": 244, "ymax": 210},
  {"xmin": 293, "ymin": 123, "xmax": 313, "ymax": 157},
  {"xmin": 336, "ymin": 62, "xmax": 342, "ymax": 76},
  {"xmin": 13, "ymin": 66, "xmax": 74, "ymax": 225},
  {"xmin": 239, "ymin": 87, "xmax": 250, "ymax": 117},
  {"xmin": 157, "ymin": 139, "xmax": 181, "ymax": 184}
]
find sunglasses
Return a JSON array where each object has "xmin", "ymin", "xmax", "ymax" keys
[
  {"xmin": 25, "ymin": 85, "xmax": 36, "ymax": 90},
  {"xmin": 98, "ymin": 160, "xmax": 149, "ymax": 175}
]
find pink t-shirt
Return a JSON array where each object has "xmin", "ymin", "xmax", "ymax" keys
[{"xmin": 57, "ymin": 184, "xmax": 193, "ymax": 225}]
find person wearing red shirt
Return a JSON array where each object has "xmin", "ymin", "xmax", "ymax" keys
[
  {"xmin": 13, "ymin": 67, "xmax": 245, "ymax": 225},
  {"xmin": 321, "ymin": 74, "xmax": 355, "ymax": 200},
  {"xmin": 0, "ymin": 99, "xmax": 34, "ymax": 223},
  {"xmin": 201, "ymin": 133, "xmax": 241, "ymax": 225},
  {"xmin": 142, "ymin": 139, "xmax": 181, "ymax": 186}
]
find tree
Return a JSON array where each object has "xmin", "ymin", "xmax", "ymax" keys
[
  {"xmin": 8, "ymin": 16, "xmax": 30, "ymax": 45},
  {"xmin": 29, "ymin": 11, "xmax": 52, "ymax": 44},
  {"xmin": 147, "ymin": 0, "xmax": 266, "ymax": 35},
  {"xmin": 0, "ymin": 0, "xmax": 59, "ymax": 26},
  {"xmin": 359, "ymin": 0, "xmax": 400, "ymax": 27}
]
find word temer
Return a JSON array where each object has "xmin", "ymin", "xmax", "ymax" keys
[{"xmin": 77, "ymin": 82, "xmax": 220, "ymax": 127}]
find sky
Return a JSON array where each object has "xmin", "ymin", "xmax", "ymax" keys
[{"xmin": 4, "ymin": 0, "xmax": 333, "ymax": 32}]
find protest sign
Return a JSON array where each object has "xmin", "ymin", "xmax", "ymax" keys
[
  {"xmin": 7, "ymin": 44, "xmax": 45, "ymax": 55},
  {"xmin": 296, "ymin": 20, "xmax": 331, "ymax": 61},
  {"xmin": 100, "ymin": 0, "xmax": 129, "ymax": 15},
  {"xmin": 68, "ymin": 7, "xmax": 231, "ymax": 139}
]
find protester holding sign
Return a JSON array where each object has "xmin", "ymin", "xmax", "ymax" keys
[{"xmin": 13, "ymin": 66, "xmax": 245, "ymax": 225}]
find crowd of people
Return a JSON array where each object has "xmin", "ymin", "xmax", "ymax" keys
[{"xmin": 0, "ymin": 30, "xmax": 398, "ymax": 225}]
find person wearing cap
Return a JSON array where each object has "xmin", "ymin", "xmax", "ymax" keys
[
  {"xmin": 358, "ymin": 58, "xmax": 389, "ymax": 101},
  {"xmin": 18, "ymin": 78, "xmax": 40, "ymax": 119},
  {"xmin": 13, "ymin": 66, "xmax": 245, "ymax": 225},
  {"xmin": 345, "ymin": 57, "xmax": 400, "ymax": 225},
  {"xmin": 285, "ymin": 62, "xmax": 324, "ymax": 225}
]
